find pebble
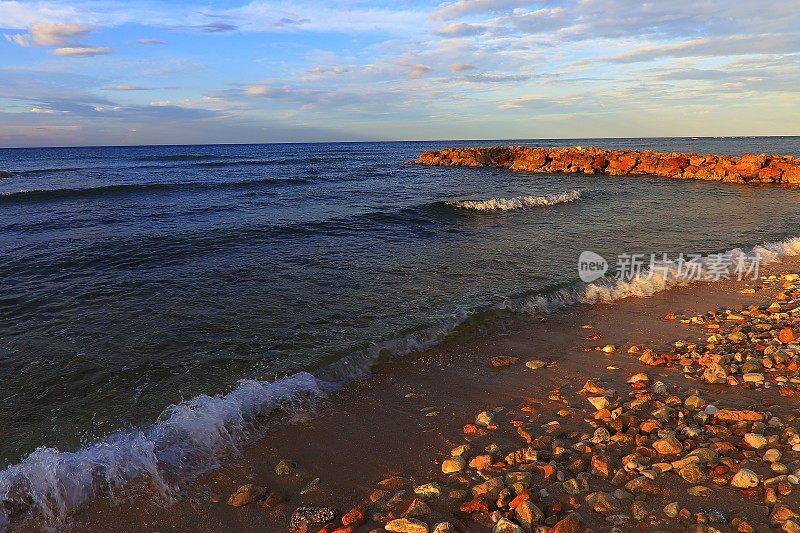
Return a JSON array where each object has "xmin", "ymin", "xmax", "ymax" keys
[
  {"xmin": 731, "ymin": 468, "xmax": 760, "ymax": 489},
  {"xmin": 441, "ymin": 457, "xmax": 465, "ymax": 474},
  {"xmin": 525, "ymin": 359, "xmax": 547, "ymax": 370},
  {"xmin": 385, "ymin": 518, "xmax": 430, "ymax": 533},
  {"xmin": 744, "ymin": 433, "xmax": 768, "ymax": 450},
  {"xmin": 226, "ymin": 484, "xmax": 266, "ymax": 507},
  {"xmin": 652, "ymin": 435, "xmax": 683, "ymax": 455},
  {"xmin": 289, "ymin": 507, "xmax": 336, "ymax": 532},
  {"xmin": 413, "ymin": 482, "xmax": 441, "ymax": 500},
  {"xmin": 275, "ymin": 458, "xmax": 295, "ymax": 476},
  {"xmin": 476, "ymin": 410, "xmax": 495, "ymax": 427}
]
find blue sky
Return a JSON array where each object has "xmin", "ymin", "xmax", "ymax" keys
[{"xmin": 1, "ymin": 0, "xmax": 799, "ymax": 146}]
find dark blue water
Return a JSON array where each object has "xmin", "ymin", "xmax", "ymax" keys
[{"xmin": 1, "ymin": 138, "xmax": 800, "ymax": 527}]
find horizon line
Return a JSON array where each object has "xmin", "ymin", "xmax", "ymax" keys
[{"xmin": 2, "ymin": 134, "xmax": 799, "ymax": 150}]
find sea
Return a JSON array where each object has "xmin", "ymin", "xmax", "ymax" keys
[{"xmin": 1, "ymin": 137, "xmax": 800, "ymax": 528}]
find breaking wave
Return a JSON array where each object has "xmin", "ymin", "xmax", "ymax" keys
[
  {"xmin": 501, "ymin": 235, "xmax": 800, "ymax": 315},
  {"xmin": 3, "ymin": 235, "xmax": 800, "ymax": 530},
  {"xmin": 448, "ymin": 190, "xmax": 581, "ymax": 211}
]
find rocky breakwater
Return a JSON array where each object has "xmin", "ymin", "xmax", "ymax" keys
[{"xmin": 416, "ymin": 147, "xmax": 800, "ymax": 185}]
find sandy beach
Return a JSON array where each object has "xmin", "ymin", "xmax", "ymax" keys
[{"xmin": 34, "ymin": 255, "xmax": 799, "ymax": 533}]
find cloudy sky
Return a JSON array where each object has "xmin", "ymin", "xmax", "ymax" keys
[{"xmin": 1, "ymin": 0, "xmax": 798, "ymax": 146}]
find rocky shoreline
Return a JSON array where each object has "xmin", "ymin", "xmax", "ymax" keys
[
  {"xmin": 415, "ymin": 147, "xmax": 800, "ymax": 185},
  {"xmin": 261, "ymin": 271, "xmax": 800, "ymax": 533},
  {"xmin": 65, "ymin": 261, "xmax": 800, "ymax": 533}
]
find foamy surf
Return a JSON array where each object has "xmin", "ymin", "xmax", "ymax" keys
[
  {"xmin": 3, "ymin": 235, "xmax": 800, "ymax": 531},
  {"xmin": 501, "ymin": 235, "xmax": 800, "ymax": 315},
  {"xmin": 448, "ymin": 189, "xmax": 581, "ymax": 211},
  {"xmin": 0, "ymin": 373, "xmax": 326, "ymax": 530}
]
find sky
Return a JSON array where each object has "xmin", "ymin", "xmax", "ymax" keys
[{"xmin": 0, "ymin": 0, "xmax": 799, "ymax": 147}]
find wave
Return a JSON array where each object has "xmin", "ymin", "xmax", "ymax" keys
[
  {"xmin": 501, "ymin": 235, "xmax": 800, "ymax": 315},
  {"xmin": 0, "ymin": 177, "xmax": 311, "ymax": 203},
  {"xmin": 447, "ymin": 190, "xmax": 581, "ymax": 211},
  {"xmin": 134, "ymin": 154, "xmax": 222, "ymax": 162},
  {"xmin": 3, "ymin": 234, "xmax": 800, "ymax": 530}
]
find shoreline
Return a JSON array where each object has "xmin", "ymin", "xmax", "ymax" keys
[
  {"xmin": 415, "ymin": 146, "xmax": 800, "ymax": 185},
  {"xmin": 47, "ymin": 255, "xmax": 800, "ymax": 532}
]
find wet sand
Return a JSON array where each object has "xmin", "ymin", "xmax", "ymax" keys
[{"xmin": 51, "ymin": 257, "xmax": 800, "ymax": 532}]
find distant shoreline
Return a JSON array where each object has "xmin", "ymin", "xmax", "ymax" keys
[{"xmin": 416, "ymin": 146, "xmax": 800, "ymax": 185}]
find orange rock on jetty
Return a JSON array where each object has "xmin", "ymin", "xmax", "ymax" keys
[{"xmin": 415, "ymin": 146, "xmax": 800, "ymax": 185}]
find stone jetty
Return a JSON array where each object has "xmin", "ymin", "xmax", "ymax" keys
[{"xmin": 416, "ymin": 146, "xmax": 800, "ymax": 185}]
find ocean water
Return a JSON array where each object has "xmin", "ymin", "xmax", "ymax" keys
[{"xmin": 2, "ymin": 137, "xmax": 800, "ymax": 527}]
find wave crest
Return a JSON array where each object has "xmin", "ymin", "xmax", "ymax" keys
[
  {"xmin": 448, "ymin": 190, "xmax": 581, "ymax": 211},
  {"xmin": 0, "ymin": 373, "xmax": 326, "ymax": 529}
]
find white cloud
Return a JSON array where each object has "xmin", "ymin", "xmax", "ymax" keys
[
  {"xmin": 430, "ymin": 0, "xmax": 522, "ymax": 21},
  {"xmin": 433, "ymin": 22, "xmax": 488, "ymax": 37},
  {"xmin": 136, "ymin": 38, "xmax": 165, "ymax": 45},
  {"xmin": 4, "ymin": 22, "xmax": 93, "ymax": 48},
  {"xmin": 106, "ymin": 85, "xmax": 151, "ymax": 91},
  {"xmin": 612, "ymin": 34, "xmax": 800, "ymax": 63},
  {"xmin": 408, "ymin": 64, "xmax": 432, "ymax": 79},
  {"xmin": 51, "ymin": 46, "xmax": 111, "ymax": 57},
  {"xmin": 450, "ymin": 63, "xmax": 477, "ymax": 72}
]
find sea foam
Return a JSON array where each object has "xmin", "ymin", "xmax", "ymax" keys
[
  {"xmin": 3, "ymin": 236, "xmax": 800, "ymax": 530},
  {"xmin": 448, "ymin": 190, "xmax": 581, "ymax": 211}
]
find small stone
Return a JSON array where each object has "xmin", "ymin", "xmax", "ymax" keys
[
  {"xmin": 289, "ymin": 507, "xmax": 336, "ymax": 532},
  {"xmin": 227, "ymin": 484, "xmax": 267, "ymax": 507},
  {"xmin": 414, "ymin": 483, "xmax": 442, "ymax": 500},
  {"xmin": 442, "ymin": 457, "xmax": 466, "ymax": 474},
  {"xmin": 562, "ymin": 477, "xmax": 589, "ymax": 495},
  {"xmin": 492, "ymin": 518, "xmax": 523, "ymax": 533},
  {"xmin": 490, "ymin": 356, "xmax": 518, "ymax": 368},
  {"xmin": 653, "ymin": 435, "xmax": 683, "ymax": 455},
  {"xmin": 732, "ymin": 468, "xmax": 759, "ymax": 489},
  {"xmin": 588, "ymin": 396, "xmax": 609, "ymax": 410},
  {"xmin": 685, "ymin": 395, "xmax": 705, "ymax": 410},
  {"xmin": 342, "ymin": 507, "xmax": 366, "ymax": 527},
  {"xmin": 779, "ymin": 328, "xmax": 797, "ymax": 344},
  {"xmin": 515, "ymin": 500, "xmax": 545, "ymax": 530},
  {"xmin": 703, "ymin": 363, "xmax": 728, "ymax": 384},
  {"xmin": 432, "ymin": 523, "xmax": 454, "ymax": 533},
  {"xmin": 714, "ymin": 409, "xmax": 766, "ymax": 422},
  {"xmin": 743, "ymin": 373, "xmax": 765, "ymax": 383},
  {"xmin": 275, "ymin": 459, "xmax": 295, "ymax": 476},
  {"xmin": 764, "ymin": 449, "xmax": 782, "ymax": 463},
  {"xmin": 469, "ymin": 454, "xmax": 493, "ymax": 470},
  {"xmin": 687, "ymin": 486, "xmax": 712, "ymax": 497},
  {"xmin": 526, "ymin": 359, "xmax": 547, "ymax": 370},
  {"xmin": 680, "ymin": 464, "xmax": 707, "ymax": 484},
  {"xmin": 472, "ymin": 477, "xmax": 505, "ymax": 500},
  {"xmin": 664, "ymin": 502, "xmax": 680, "ymax": 518},
  {"xmin": 551, "ymin": 512, "xmax": 582, "ymax": 533},
  {"xmin": 451, "ymin": 444, "xmax": 471, "ymax": 457},
  {"xmin": 403, "ymin": 498, "xmax": 432, "ymax": 518},
  {"xmin": 744, "ymin": 433, "xmax": 768, "ymax": 450},
  {"xmin": 300, "ymin": 477, "xmax": 320, "ymax": 494},
  {"xmin": 602, "ymin": 344, "xmax": 616, "ymax": 354},
  {"xmin": 476, "ymin": 410, "xmax": 495, "ymax": 427},
  {"xmin": 385, "ymin": 518, "xmax": 430, "ymax": 533},
  {"xmin": 585, "ymin": 491, "xmax": 620, "ymax": 516}
]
